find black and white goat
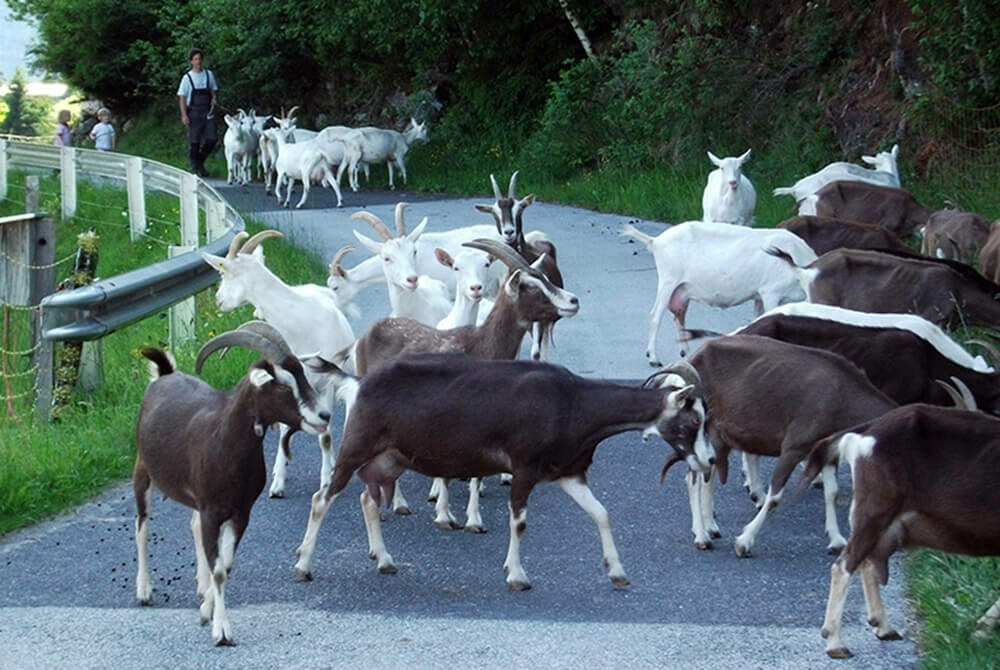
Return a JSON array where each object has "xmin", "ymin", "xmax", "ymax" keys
[
  {"xmin": 475, "ymin": 171, "xmax": 563, "ymax": 360},
  {"xmin": 292, "ymin": 353, "xmax": 715, "ymax": 590},
  {"xmin": 803, "ymin": 404, "xmax": 1000, "ymax": 659},
  {"xmin": 133, "ymin": 323, "xmax": 331, "ymax": 646}
]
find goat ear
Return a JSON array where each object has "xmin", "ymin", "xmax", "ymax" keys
[
  {"xmin": 248, "ymin": 368, "xmax": 274, "ymax": 388},
  {"xmin": 201, "ymin": 252, "xmax": 227, "ymax": 273},
  {"xmin": 352, "ymin": 230, "xmax": 382, "ymax": 255},
  {"xmin": 861, "ymin": 154, "xmax": 876, "ymax": 165},
  {"xmin": 522, "ymin": 194, "xmax": 536, "ymax": 207},
  {"xmin": 474, "ymin": 204, "xmax": 493, "ymax": 214},
  {"xmin": 435, "ymin": 248, "xmax": 454, "ymax": 268},
  {"xmin": 529, "ymin": 253, "xmax": 548, "ymax": 271},
  {"xmin": 503, "ymin": 270, "xmax": 522, "ymax": 298},
  {"xmin": 738, "ymin": 148, "xmax": 752, "ymax": 163},
  {"xmin": 667, "ymin": 384, "xmax": 695, "ymax": 407}
]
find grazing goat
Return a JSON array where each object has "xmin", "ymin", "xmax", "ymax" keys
[
  {"xmin": 134, "ymin": 323, "xmax": 332, "ymax": 646},
  {"xmin": 201, "ymin": 230, "xmax": 354, "ymax": 498},
  {"xmin": 769, "ymin": 246, "xmax": 1000, "ymax": 330},
  {"xmin": 701, "ymin": 149, "xmax": 756, "ymax": 227},
  {"xmin": 621, "ymin": 220, "xmax": 817, "ymax": 363},
  {"xmin": 920, "ymin": 209, "xmax": 992, "ymax": 263},
  {"xmin": 802, "ymin": 404, "xmax": 1000, "ymax": 659},
  {"xmin": 342, "ymin": 118, "xmax": 427, "ymax": 191},
  {"xmin": 292, "ymin": 353, "xmax": 715, "ymax": 589},
  {"xmin": 798, "ymin": 181, "xmax": 931, "ymax": 239},
  {"xmin": 979, "ymin": 220, "xmax": 1000, "ymax": 283},
  {"xmin": 772, "ymin": 145, "xmax": 900, "ymax": 202},
  {"xmin": 669, "ymin": 335, "xmax": 899, "ymax": 556},
  {"xmin": 475, "ymin": 171, "xmax": 563, "ymax": 360},
  {"xmin": 223, "ymin": 110, "xmax": 254, "ymax": 185},
  {"xmin": 778, "ymin": 215, "xmax": 911, "ymax": 255},
  {"xmin": 351, "ymin": 204, "xmax": 453, "ymax": 326}
]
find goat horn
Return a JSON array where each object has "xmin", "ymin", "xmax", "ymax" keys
[
  {"xmin": 195, "ymin": 329, "xmax": 290, "ymax": 376},
  {"xmin": 508, "ymin": 170, "xmax": 520, "ymax": 198},
  {"xmin": 240, "ymin": 229, "xmax": 284, "ymax": 255},
  {"xmin": 463, "ymin": 238, "xmax": 531, "ymax": 273},
  {"xmin": 646, "ymin": 359, "xmax": 704, "ymax": 398},
  {"xmin": 351, "ymin": 211, "xmax": 393, "ymax": 242},
  {"xmin": 234, "ymin": 320, "xmax": 295, "ymax": 358},
  {"xmin": 227, "ymin": 231, "xmax": 250, "ymax": 259},
  {"xmin": 936, "ymin": 376, "xmax": 978, "ymax": 411},
  {"xmin": 968, "ymin": 338, "xmax": 1000, "ymax": 369},
  {"xmin": 330, "ymin": 246, "xmax": 356, "ymax": 278},
  {"xmin": 489, "ymin": 174, "xmax": 503, "ymax": 200},
  {"xmin": 659, "ymin": 452, "xmax": 683, "ymax": 484},
  {"xmin": 287, "ymin": 105, "xmax": 299, "ymax": 119},
  {"xmin": 395, "ymin": 202, "xmax": 410, "ymax": 237}
]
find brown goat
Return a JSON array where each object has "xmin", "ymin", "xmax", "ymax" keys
[
  {"xmin": 133, "ymin": 324, "xmax": 330, "ymax": 646},
  {"xmin": 778, "ymin": 215, "xmax": 911, "ymax": 255},
  {"xmin": 803, "ymin": 404, "xmax": 1000, "ymax": 659},
  {"xmin": 978, "ymin": 220, "xmax": 1000, "ymax": 283},
  {"xmin": 807, "ymin": 180, "xmax": 933, "ymax": 239},
  {"xmin": 920, "ymin": 210, "xmax": 992, "ymax": 264}
]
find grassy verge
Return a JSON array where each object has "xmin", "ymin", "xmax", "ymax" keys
[{"xmin": 0, "ymin": 169, "xmax": 326, "ymax": 535}]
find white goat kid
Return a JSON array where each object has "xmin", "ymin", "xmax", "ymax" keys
[
  {"xmin": 702, "ymin": 149, "xmax": 757, "ymax": 226},
  {"xmin": 223, "ymin": 110, "xmax": 254, "ymax": 185},
  {"xmin": 201, "ymin": 230, "xmax": 355, "ymax": 499},
  {"xmin": 351, "ymin": 204, "xmax": 453, "ymax": 326},
  {"xmin": 343, "ymin": 118, "xmax": 428, "ymax": 192},
  {"xmin": 773, "ymin": 144, "xmax": 900, "ymax": 203}
]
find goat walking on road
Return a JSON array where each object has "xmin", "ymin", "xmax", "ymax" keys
[
  {"xmin": 133, "ymin": 324, "xmax": 332, "ymax": 646},
  {"xmin": 292, "ymin": 353, "xmax": 716, "ymax": 591}
]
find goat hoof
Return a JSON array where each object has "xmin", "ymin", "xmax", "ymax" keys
[
  {"xmin": 138, "ymin": 596, "xmax": 153, "ymax": 607},
  {"xmin": 214, "ymin": 635, "xmax": 236, "ymax": 647},
  {"xmin": 394, "ymin": 505, "xmax": 412, "ymax": 516},
  {"xmin": 269, "ymin": 490, "xmax": 285, "ymax": 499},
  {"xmin": 378, "ymin": 564, "xmax": 398, "ymax": 575},
  {"xmin": 610, "ymin": 575, "xmax": 630, "ymax": 587},
  {"xmin": 507, "ymin": 580, "xmax": 532, "ymax": 591},
  {"xmin": 435, "ymin": 520, "xmax": 460, "ymax": 530},
  {"xmin": 694, "ymin": 540, "xmax": 713, "ymax": 551},
  {"xmin": 709, "ymin": 529, "xmax": 723, "ymax": 539},
  {"xmin": 734, "ymin": 543, "xmax": 752, "ymax": 558},
  {"xmin": 464, "ymin": 524, "xmax": 487, "ymax": 534},
  {"xmin": 876, "ymin": 630, "xmax": 903, "ymax": 642},
  {"xmin": 294, "ymin": 567, "xmax": 313, "ymax": 582},
  {"xmin": 826, "ymin": 647, "xmax": 853, "ymax": 660}
]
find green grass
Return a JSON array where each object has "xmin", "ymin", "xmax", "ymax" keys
[{"xmin": 0, "ymin": 168, "xmax": 326, "ymax": 535}]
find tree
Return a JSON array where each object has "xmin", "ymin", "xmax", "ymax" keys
[{"xmin": 0, "ymin": 66, "xmax": 50, "ymax": 136}]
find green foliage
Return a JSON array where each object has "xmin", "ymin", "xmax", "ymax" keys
[
  {"xmin": 907, "ymin": 0, "xmax": 1000, "ymax": 106},
  {"xmin": 0, "ymin": 67, "xmax": 52, "ymax": 136}
]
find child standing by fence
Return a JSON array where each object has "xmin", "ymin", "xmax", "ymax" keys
[
  {"xmin": 54, "ymin": 109, "xmax": 72, "ymax": 146},
  {"xmin": 89, "ymin": 108, "xmax": 116, "ymax": 151}
]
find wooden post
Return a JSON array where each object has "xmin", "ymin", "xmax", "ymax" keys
[
  {"xmin": 60, "ymin": 146, "xmax": 77, "ymax": 220},
  {"xmin": 206, "ymin": 199, "xmax": 227, "ymax": 242},
  {"xmin": 168, "ymin": 245, "xmax": 196, "ymax": 349},
  {"xmin": 27, "ymin": 178, "xmax": 56, "ymax": 419},
  {"xmin": 0, "ymin": 139, "xmax": 8, "ymax": 200},
  {"xmin": 126, "ymin": 156, "xmax": 147, "ymax": 242}
]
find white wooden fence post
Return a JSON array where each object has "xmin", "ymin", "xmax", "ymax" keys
[
  {"xmin": 0, "ymin": 139, "xmax": 8, "ymax": 200},
  {"xmin": 126, "ymin": 156, "xmax": 147, "ymax": 242},
  {"xmin": 60, "ymin": 146, "xmax": 77, "ymax": 219},
  {"xmin": 179, "ymin": 172, "xmax": 199, "ymax": 247},
  {"xmin": 206, "ymin": 199, "xmax": 227, "ymax": 242},
  {"xmin": 168, "ymin": 245, "xmax": 197, "ymax": 349}
]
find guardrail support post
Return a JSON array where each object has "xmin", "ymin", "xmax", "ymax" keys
[
  {"xmin": 168, "ymin": 245, "xmax": 197, "ymax": 349},
  {"xmin": 206, "ymin": 199, "xmax": 227, "ymax": 241},
  {"xmin": 60, "ymin": 146, "xmax": 77, "ymax": 219},
  {"xmin": 0, "ymin": 139, "xmax": 8, "ymax": 200},
  {"xmin": 180, "ymin": 173, "xmax": 199, "ymax": 247},
  {"xmin": 126, "ymin": 156, "xmax": 147, "ymax": 242}
]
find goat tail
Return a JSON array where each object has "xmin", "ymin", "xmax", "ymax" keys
[
  {"xmin": 140, "ymin": 347, "xmax": 176, "ymax": 382},
  {"xmin": 771, "ymin": 186, "xmax": 795, "ymax": 198},
  {"xmin": 679, "ymin": 327, "xmax": 725, "ymax": 342},
  {"xmin": 764, "ymin": 246, "xmax": 799, "ymax": 267},
  {"xmin": 799, "ymin": 432, "xmax": 844, "ymax": 494},
  {"xmin": 620, "ymin": 222, "xmax": 654, "ymax": 250}
]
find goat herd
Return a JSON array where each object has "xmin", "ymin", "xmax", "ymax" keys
[{"xmin": 130, "ymin": 140, "xmax": 1000, "ymax": 660}]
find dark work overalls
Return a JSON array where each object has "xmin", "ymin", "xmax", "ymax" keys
[{"xmin": 186, "ymin": 71, "xmax": 217, "ymax": 175}]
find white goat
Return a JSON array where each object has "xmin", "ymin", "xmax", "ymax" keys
[
  {"xmin": 200, "ymin": 230, "xmax": 355, "ymax": 499},
  {"xmin": 621, "ymin": 220, "xmax": 817, "ymax": 364},
  {"xmin": 273, "ymin": 123, "xmax": 343, "ymax": 208},
  {"xmin": 223, "ymin": 110, "xmax": 254, "ymax": 185},
  {"xmin": 342, "ymin": 118, "xmax": 428, "ymax": 192},
  {"xmin": 248, "ymin": 110, "xmax": 272, "ymax": 180},
  {"xmin": 351, "ymin": 204, "xmax": 453, "ymax": 326},
  {"xmin": 773, "ymin": 144, "xmax": 900, "ymax": 203},
  {"xmin": 701, "ymin": 149, "xmax": 757, "ymax": 226}
]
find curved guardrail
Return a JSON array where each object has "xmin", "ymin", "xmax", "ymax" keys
[{"xmin": 0, "ymin": 139, "xmax": 243, "ymax": 341}]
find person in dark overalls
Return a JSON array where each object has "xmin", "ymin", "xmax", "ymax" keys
[{"xmin": 176, "ymin": 48, "xmax": 219, "ymax": 177}]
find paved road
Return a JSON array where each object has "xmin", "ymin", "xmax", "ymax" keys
[{"xmin": 0, "ymin": 179, "xmax": 920, "ymax": 669}]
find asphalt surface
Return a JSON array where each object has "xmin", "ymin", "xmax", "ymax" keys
[{"xmin": 0, "ymin": 177, "xmax": 921, "ymax": 669}]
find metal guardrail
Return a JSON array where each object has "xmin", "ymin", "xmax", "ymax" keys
[{"xmin": 0, "ymin": 139, "xmax": 244, "ymax": 342}]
